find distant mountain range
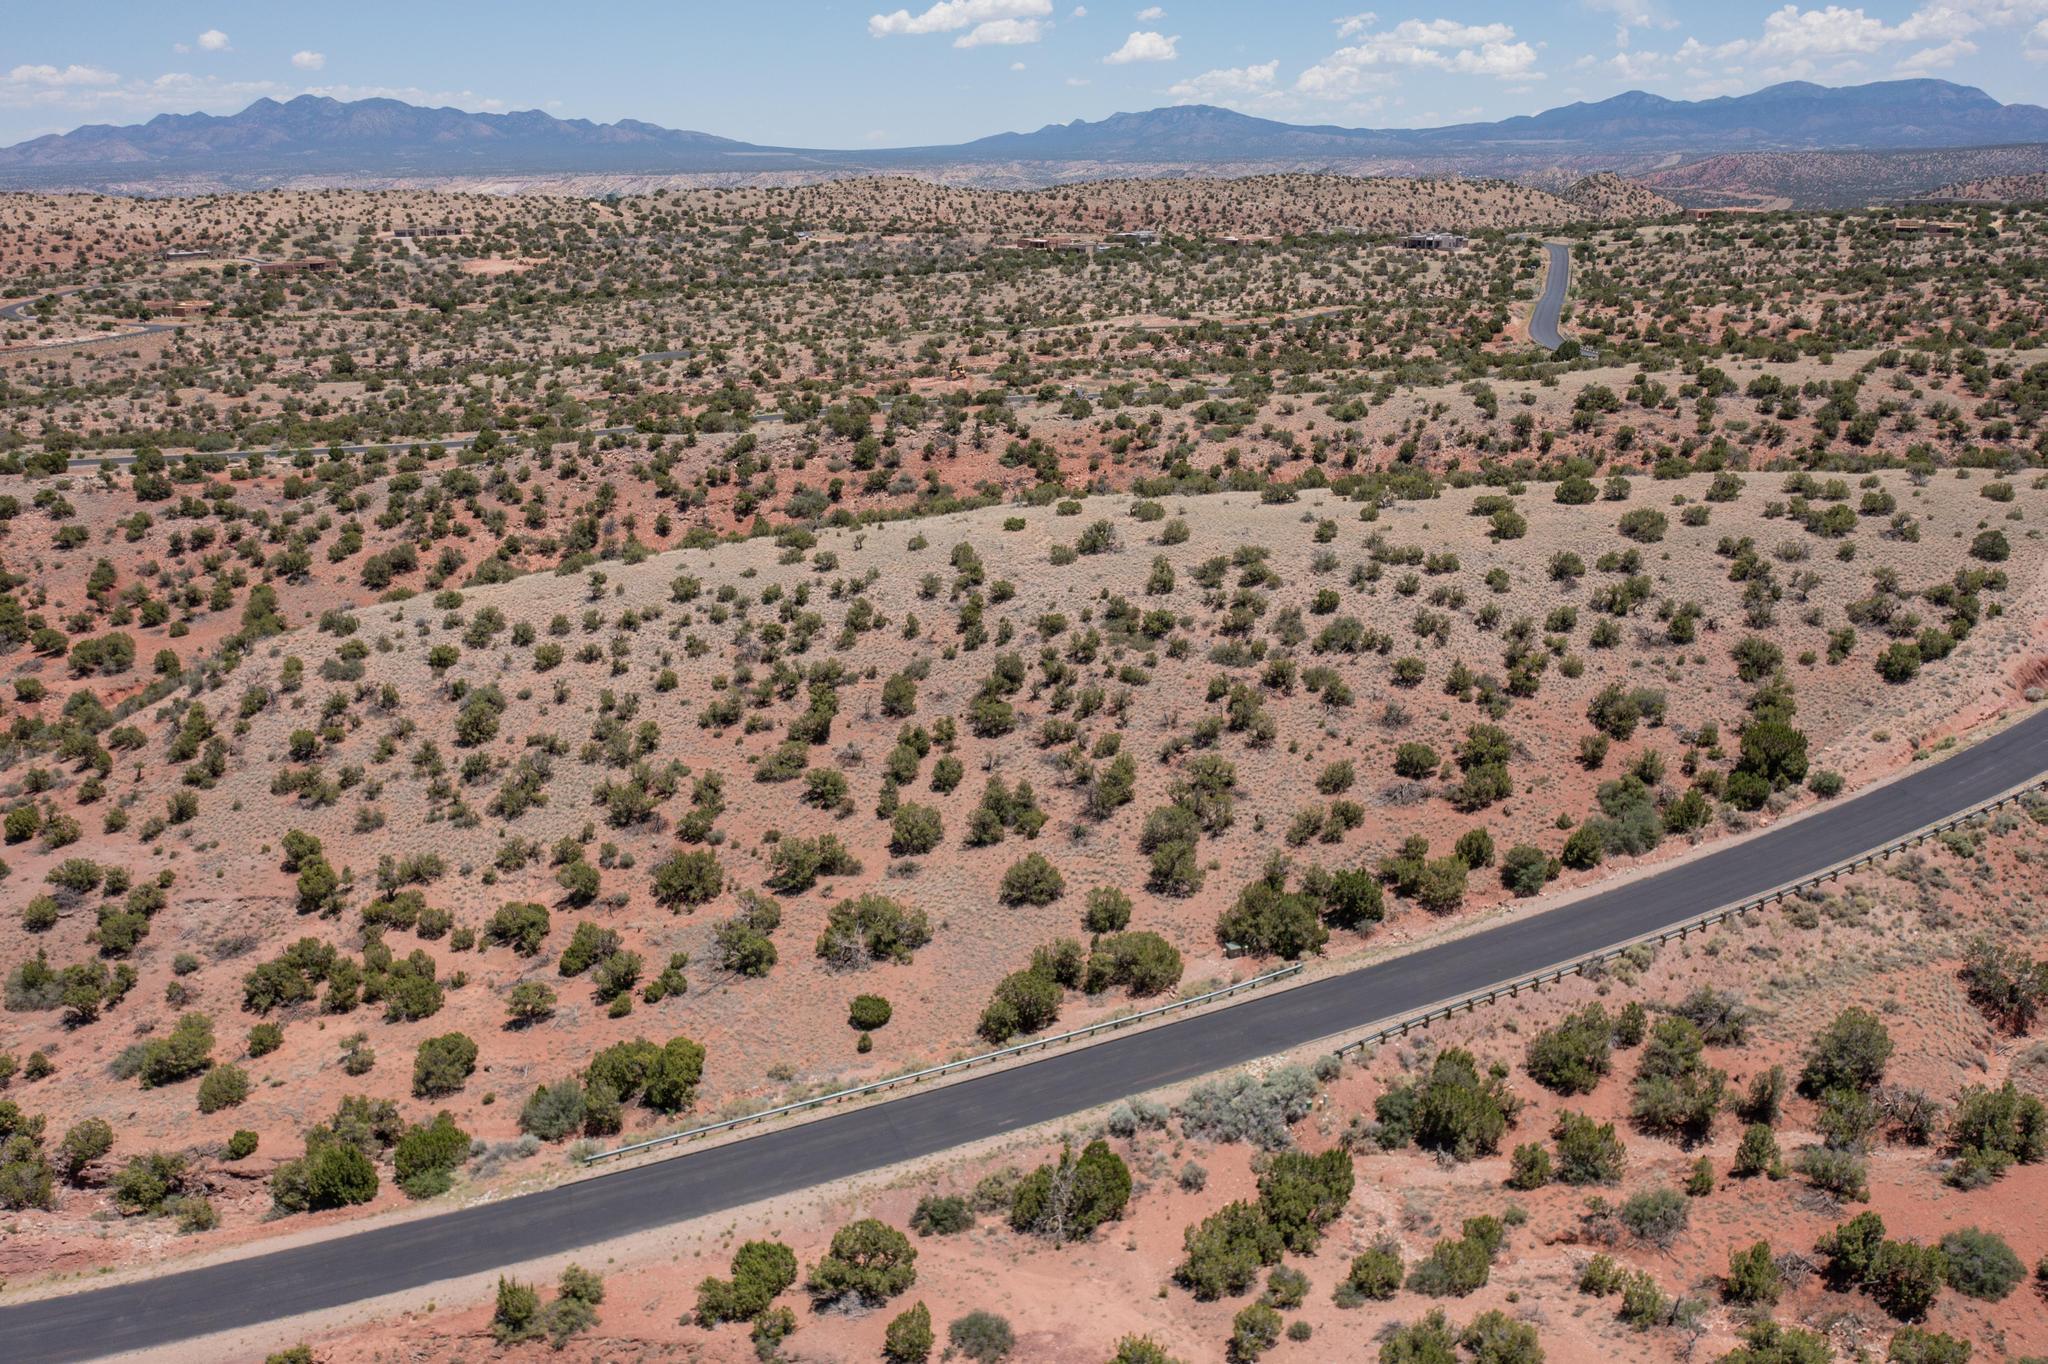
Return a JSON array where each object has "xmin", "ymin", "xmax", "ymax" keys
[
  {"xmin": 0, "ymin": 97, "xmax": 764, "ymax": 175},
  {"xmin": 933, "ymin": 80, "xmax": 2048, "ymax": 162},
  {"xmin": 4, "ymin": 78, "xmax": 2046, "ymax": 193}
]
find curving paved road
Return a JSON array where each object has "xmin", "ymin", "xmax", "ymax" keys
[
  {"xmin": 0, "ymin": 290, "xmax": 77, "ymax": 325},
  {"xmin": 2, "ymin": 289, "xmax": 179, "ymax": 357},
  {"xmin": 3, "ymin": 706, "xmax": 2045, "ymax": 1361},
  {"xmin": 1528, "ymin": 241, "xmax": 1570, "ymax": 351}
]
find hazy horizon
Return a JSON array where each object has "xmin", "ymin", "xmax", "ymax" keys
[{"xmin": 6, "ymin": 1, "xmax": 2048, "ymax": 151}]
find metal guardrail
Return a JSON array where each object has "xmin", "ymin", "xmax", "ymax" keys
[
  {"xmin": 582, "ymin": 961, "xmax": 1306, "ymax": 1164},
  {"xmin": 1330, "ymin": 774, "xmax": 2048, "ymax": 1057},
  {"xmin": 583, "ymin": 773, "xmax": 2047, "ymax": 1168}
]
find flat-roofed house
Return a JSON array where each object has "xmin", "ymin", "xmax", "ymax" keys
[
  {"xmin": 256, "ymin": 257, "xmax": 339, "ymax": 275},
  {"xmin": 1400, "ymin": 231, "xmax": 1468, "ymax": 251}
]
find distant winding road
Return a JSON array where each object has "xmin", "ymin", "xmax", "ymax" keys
[
  {"xmin": 1, "ymin": 289, "xmax": 178, "ymax": 357},
  {"xmin": 1528, "ymin": 240, "xmax": 1570, "ymax": 351},
  {"xmin": 3, "ymin": 706, "xmax": 2045, "ymax": 1361},
  {"xmin": 62, "ymin": 430, "xmax": 635, "ymax": 472},
  {"xmin": 0, "ymin": 290, "xmax": 73, "ymax": 326}
]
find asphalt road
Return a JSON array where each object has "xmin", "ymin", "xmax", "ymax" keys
[
  {"xmin": 1529, "ymin": 241, "xmax": 1570, "ymax": 351},
  {"xmin": 64, "ymin": 441, "xmax": 471, "ymax": 472},
  {"xmin": 3, "ymin": 707, "xmax": 2044, "ymax": 1362},
  {"xmin": 62, "ymin": 430, "xmax": 640, "ymax": 472},
  {"xmin": 3, "ymin": 289, "xmax": 178, "ymax": 356}
]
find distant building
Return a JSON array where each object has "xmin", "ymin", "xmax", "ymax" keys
[
  {"xmin": 159, "ymin": 247, "xmax": 216, "ymax": 261},
  {"xmin": 1110, "ymin": 229, "xmax": 1160, "ymax": 246},
  {"xmin": 1400, "ymin": 231, "xmax": 1467, "ymax": 251},
  {"xmin": 1218, "ymin": 234, "xmax": 1279, "ymax": 247},
  {"xmin": 1013, "ymin": 235, "xmax": 1101, "ymax": 254},
  {"xmin": 153, "ymin": 299, "xmax": 212, "ymax": 317},
  {"xmin": 257, "ymin": 257, "xmax": 339, "ymax": 275},
  {"xmin": 391, "ymin": 225, "xmax": 463, "ymax": 238},
  {"xmin": 1889, "ymin": 219, "xmax": 1968, "ymax": 236}
]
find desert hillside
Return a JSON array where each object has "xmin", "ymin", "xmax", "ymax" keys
[
  {"xmin": 278, "ymin": 804, "xmax": 2048, "ymax": 1364},
  {"xmin": 1638, "ymin": 144, "xmax": 2048, "ymax": 209},
  {"xmin": 1919, "ymin": 174, "xmax": 2048, "ymax": 202},
  {"xmin": 1563, "ymin": 173, "xmax": 1680, "ymax": 221},
  {"xmin": 0, "ymin": 176, "xmax": 2045, "ymax": 1364}
]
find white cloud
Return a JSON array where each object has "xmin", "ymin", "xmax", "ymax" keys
[
  {"xmin": 1585, "ymin": 0, "xmax": 1659, "ymax": 26},
  {"xmin": 1065, "ymin": 74, "xmax": 1092, "ymax": 85},
  {"xmin": 1297, "ymin": 17, "xmax": 1539, "ymax": 97},
  {"xmin": 1010, "ymin": 59, "xmax": 1027, "ymax": 69},
  {"xmin": 3, "ymin": 63, "xmax": 119, "ymax": 89},
  {"xmin": 1071, "ymin": 4, "xmax": 1088, "ymax": 14},
  {"xmin": 1748, "ymin": 5, "xmax": 1898, "ymax": 59},
  {"xmin": 1674, "ymin": 0, "xmax": 2048, "ymax": 77},
  {"xmin": 0, "ymin": 64, "xmax": 525, "ymax": 125},
  {"xmin": 957, "ymin": 17, "xmax": 1045, "ymax": 45},
  {"xmin": 197, "ymin": 29, "xmax": 230, "ymax": 53},
  {"xmin": 869, "ymin": 0, "xmax": 1051, "ymax": 38},
  {"xmin": 146, "ymin": 72, "xmax": 259, "ymax": 96},
  {"xmin": 0, "ymin": 66, "xmax": 284, "ymax": 115},
  {"xmin": 1579, "ymin": 48, "xmax": 1671, "ymax": 79},
  {"xmin": 1168, "ymin": 59, "xmax": 1279, "ymax": 102},
  {"xmin": 1136, "ymin": 5, "xmax": 1164, "ymax": 18},
  {"xmin": 1104, "ymin": 29, "xmax": 1177, "ymax": 62},
  {"xmin": 1896, "ymin": 0, "xmax": 2047, "ymax": 42},
  {"xmin": 1583, "ymin": 0, "xmax": 1677, "ymax": 47},
  {"xmin": 290, "ymin": 50, "xmax": 327, "ymax": 71},
  {"xmin": 1895, "ymin": 36, "xmax": 1977, "ymax": 68},
  {"xmin": 2030, "ymin": 17, "xmax": 2048, "ymax": 58}
]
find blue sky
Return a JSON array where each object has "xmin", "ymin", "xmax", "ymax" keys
[{"xmin": 4, "ymin": 1, "xmax": 2046, "ymax": 147}]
